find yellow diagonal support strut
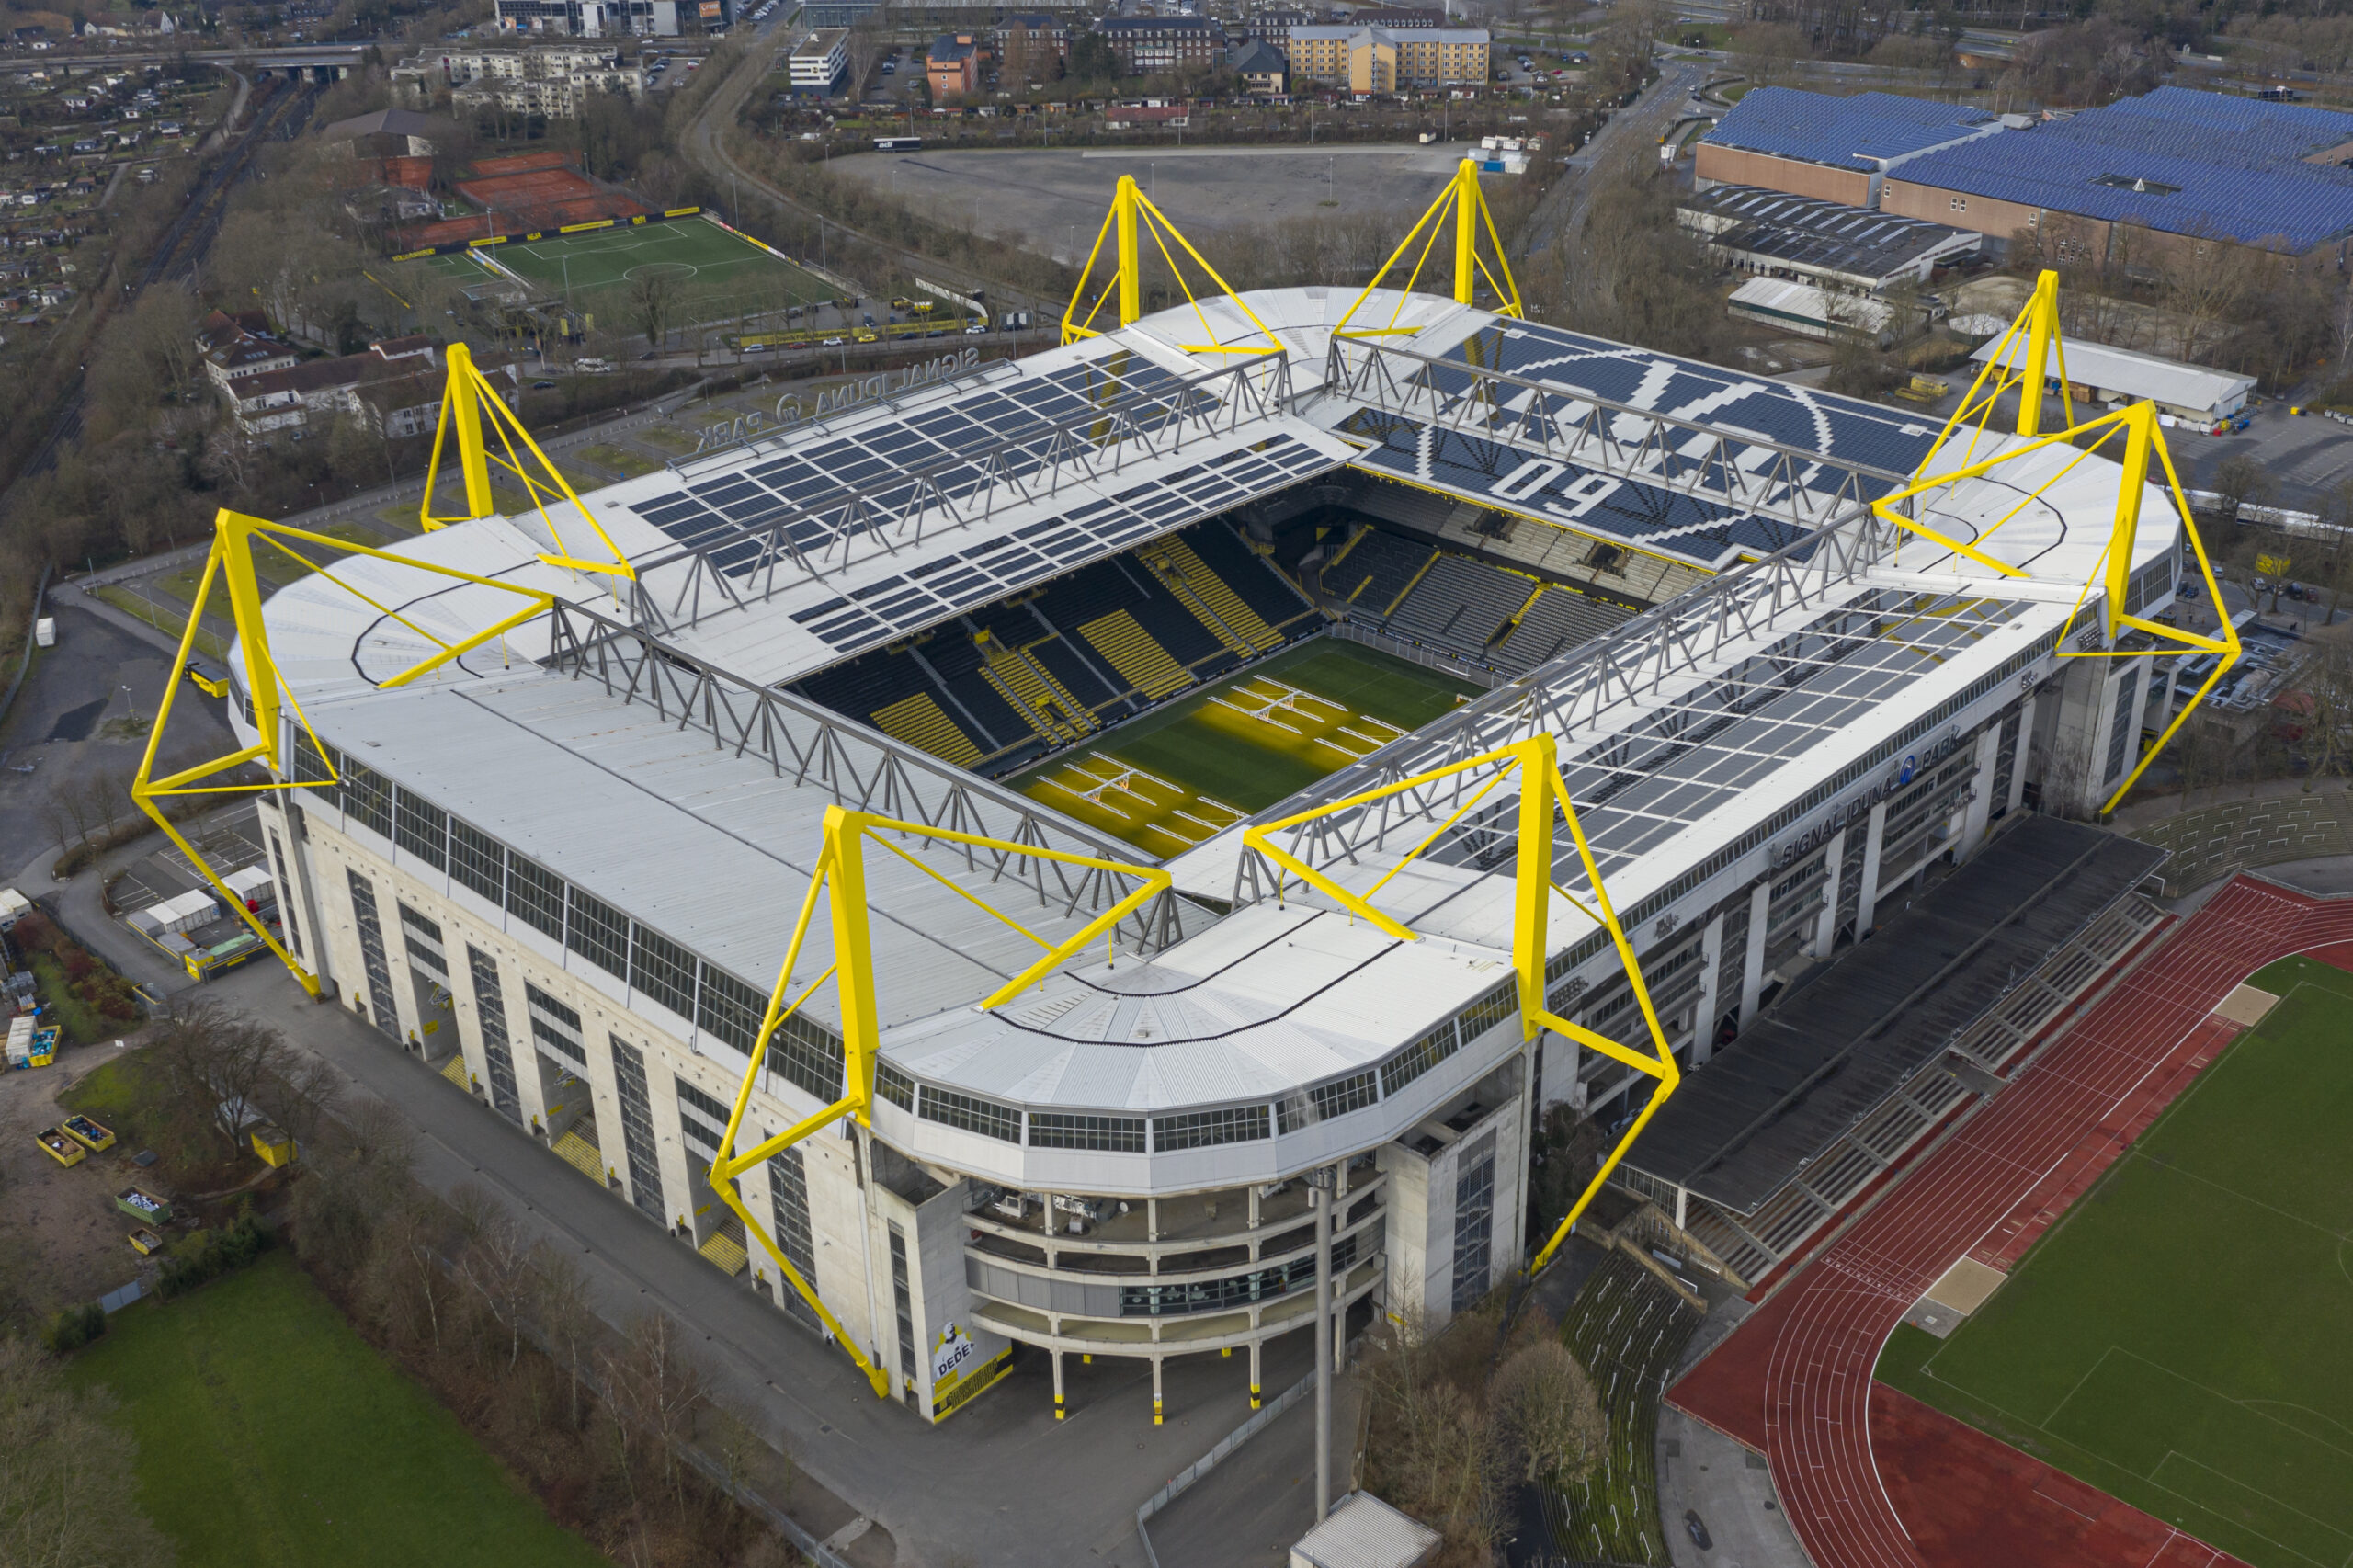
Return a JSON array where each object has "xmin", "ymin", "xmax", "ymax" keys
[
  {"xmin": 1868, "ymin": 269, "xmax": 2240, "ymax": 819},
  {"xmin": 1331, "ymin": 159, "xmax": 1525, "ymax": 340},
  {"xmin": 709, "ymin": 807, "xmax": 1173, "ymax": 1401},
  {"xmin": 131, "ymin": 507, "xmax": 566, "ymax": 999},
  {"xmin": 1060, "ymin": 175, "xmax": 1281, "ymax": 355},
  {"xmin": 418, "ymin": 343, "xmax": 637, "ymax": 585},
  {"xmin": 1239, "ymin": 738, "xmax": 1672, "ymax": 1278}
]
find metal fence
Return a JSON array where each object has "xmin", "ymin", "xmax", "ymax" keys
[{"xmin": 1133, "ymin": 1368, "xmax": 1317, "ymax": 1568}]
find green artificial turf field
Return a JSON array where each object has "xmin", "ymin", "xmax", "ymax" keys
[
  {"xmin": 67, "ymin": 1252, "xmax": 605, "ymax": 1568},
  {"xmin": 1019, "ymin": 640, "xmax": 1478, "ymax": 856},
  {"xmin": 490, "ymin": 217, "xmax": 832, "ymax": 312},
  {"xmin": 1875, "ymin": 953, "xmax": 2353, "ymax": 1568}
]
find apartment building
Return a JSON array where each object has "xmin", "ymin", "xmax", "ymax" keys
[
  {"xmin": 1285, "ymin": 23, "xmax": 1487, "ymax": 92},
  {"xmin": 1094, "ymin": 15, "xmax": 1224, "ymax": 74}
]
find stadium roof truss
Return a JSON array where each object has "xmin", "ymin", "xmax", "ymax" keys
[
  {"xmin": 1324, "ymin": 331, "xmax": 1915, "ymax": 547},
  {"xmin": 616, "ymin": 344, "xmax": 1326, "ymax": 652}
]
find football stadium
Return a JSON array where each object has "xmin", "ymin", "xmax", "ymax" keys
[{"xmin": 138, "ymin": 170, "xmax": 2235, "ymax": 1429}]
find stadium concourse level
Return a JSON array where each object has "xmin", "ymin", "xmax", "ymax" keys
[{"xmin": 792, "ymin": 517, "xmax": 1319, "ymax": 775}]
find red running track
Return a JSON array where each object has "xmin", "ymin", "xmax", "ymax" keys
[{"xmin": 1670, "ymin": 875, "xmax": 2353, "ymax": 1568}]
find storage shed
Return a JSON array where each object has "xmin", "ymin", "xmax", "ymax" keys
[
  {"xmin": 1291, "ymin": 1493, "xmax": 1441, "ymax": 1568},
  {"xmin": 1968, "ymin": 335, "xmax": 2256, "ymax": 423}
]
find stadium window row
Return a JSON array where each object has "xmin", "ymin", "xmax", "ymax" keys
[{"xmin": 288, "ymin": 733, "xmax": 1541, "ymax": 1150}]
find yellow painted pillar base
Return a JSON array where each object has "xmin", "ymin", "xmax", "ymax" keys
[
  {"xmin": 1220, "ymin": 1346, "xmax": 1231, "ymax": 1358},
  {"xmin": 1250, "ymin": 1385, "xmax": 1261, "ymax": 1410}
]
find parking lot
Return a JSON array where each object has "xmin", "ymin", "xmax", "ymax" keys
[{"xmin": 827, "ymin": 143, "xmax": 1468, "ymax": 265}]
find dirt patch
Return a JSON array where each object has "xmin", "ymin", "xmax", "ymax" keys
[{"xmin": 0, "ymin": 1042, "xmax": 158, "ymax": 1316}]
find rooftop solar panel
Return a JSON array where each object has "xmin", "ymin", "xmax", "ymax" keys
[
  {"xmin": 1894, "ymin": 120, "xmax": 2353, "ymax": 249},
  {"xmin": 1702, "ymin": 86, "xmax": 1996, "ymax": 171}
]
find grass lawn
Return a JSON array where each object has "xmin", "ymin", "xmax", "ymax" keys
[
  {"xmin": 1019, "ymin": 640, "xmax": 1476, "ymax": 855},
  {"xmin": 68, "ymin": 1252, "xmax": 607, "ymax": 1568},
  {"xmin": 493, "ymin": 217, "xmax": 832, "ymax": 320},
  {"xmin": 92, "ymin": 585, "xmax": 227, "ymax": 660},
  {"xmin": 580, "ymin": 442, "xmax": 662, "ymax": 478},
  {"xmin": 1875, "ymin": 953, "xmax": 2353, "ymax": 1568}
]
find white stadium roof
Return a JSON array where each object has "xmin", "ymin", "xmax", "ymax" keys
[{"xmin": 239, "ymin": 287, "xmax": 2179, "ymax": 1191}]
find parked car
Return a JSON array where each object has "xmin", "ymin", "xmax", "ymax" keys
[{"xmin": 1684, "ymin": 1511, "xmax": 1712, "ymax": 1551}]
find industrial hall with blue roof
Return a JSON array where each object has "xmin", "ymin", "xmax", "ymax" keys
[{"xmin": 1697, "ymin": 83, "xmax": 2353, "ymax": 259}]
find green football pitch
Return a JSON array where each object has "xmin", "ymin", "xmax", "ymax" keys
[
  {"xmin": 490, "ymin": 218, "xmax": 833, "ymax": 309},
  {"xmin": 1018, "ymin": 641, "xmax": 1478, "ymax": 857},
  {"xmin": 1876, "ymin": 953, "xmax": 2353, "ymax": 1568}
]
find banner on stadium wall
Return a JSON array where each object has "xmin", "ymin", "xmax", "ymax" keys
[
  {"xmin": 560, "ymin": 218, "xmax": 616, "ymax": 233},
  {"xmin": 664, "ymin": 205, "xmax": 702, "ymax": 218}
]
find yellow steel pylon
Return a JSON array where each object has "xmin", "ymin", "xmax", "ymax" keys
[
  {"xmin": 130, "ymin": 509, "xmax": 563, "ymax": 996},
  {"xmin": 1331, "ymin": 159, "xmax": 1524, "ymax": 339},
  {"xmin": 1240, "ymin": 735, "xmax": 1671, "ymax": 1276},
  {"xmin": 417, "ymin": 342, "xmax": 636, "ymax": 583},
  {"xmin": 1870, "ymin": 269, "xmax": 2239, "ymax": 816},
  {"xmin": 709, "ymin": 806, "xmax": 1172, "ymax": 1399},
  {"xmin": 1061, "ymin": 175, "xmax": 1282, "ymax": 354}
]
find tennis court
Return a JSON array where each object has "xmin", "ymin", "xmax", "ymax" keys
[
  {"xmin": 1876, "ymin": 952, "xmax": 2353, "ymax": 1568},
  {"xmin": 489, "ymin": 218, "xmax": 834, "ymax": 312}
]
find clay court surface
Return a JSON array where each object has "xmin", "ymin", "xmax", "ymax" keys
[
  {"xmin": 1667, "ymin": 876, "xmax": 2353, "ymax": 1568},
  {"xmin": 400, "ymin": 154, "xmax": 646, "ymax": 249}
]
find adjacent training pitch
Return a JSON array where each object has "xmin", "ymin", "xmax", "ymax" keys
[
  {"xmin": 489, "ymin": 218, "xmax": 834, "ymax": 312},
  {"xmin": 1018, "ymin": 641, "xmax": 1477, "ymax": 857},
  {"xmin": 1876, "ymin": 953, "xmax": 2353, "ymax": 1568}
]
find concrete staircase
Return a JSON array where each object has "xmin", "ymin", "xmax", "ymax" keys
[
  {"xmin": 1141, "ymin": 539, "xmax": 1282, "ymax": 657},
  {"xmin": 1078, "ymin": 609, "xmax": 1195, "ymax": 699}
]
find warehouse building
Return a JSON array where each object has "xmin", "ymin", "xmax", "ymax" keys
[
  {"xmin": 1702, "ymin": 85, "xmax": 2353, "ymax": 266},
  {"xmin": 1969, "ymin": 333, "xmax": 2257, "ymax": 425},
  {"xmin": 1883, "ymin": 87, "xmax": 2353, "ymax": 265},
  {"xmin": 1680, "ymin": 184, "xmax": 1981, "ymax": 291},
  {"xmin": 1693, "ymin": 87, "xmax": 2006, "ymax": 208}
]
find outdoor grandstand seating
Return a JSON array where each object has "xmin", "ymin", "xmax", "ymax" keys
[
  {"xmin": 1383, "ymin": 554, "xmax": 1534, "ymax": 659},
  {"xmin": 1323, "ymin": 528, "xmax": 1436, "ymax": 619},
  {"xmin": 1491, "ymin": 586, "xmax": 1633, "ymax": 675},
  {"xmin": 1078, "ymin": 610, "xmax": 1194, "ymax": 699},
  {"xmin": 790, "ymin": 522, "xmax": 1322, "ymax": 771}
]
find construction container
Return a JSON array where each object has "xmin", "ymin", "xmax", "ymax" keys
[
  {"xmin": 61, "ymin": 1114, "xmax": 115, "ymax": 1153},
  {"xmin": 114, "ymin": 1187, "xmax": 171, "ymax": 1223},
  {"xmin": 28, "ymin": 1026, "xmax": 56, "ymax": 1067},
  {"xmin": 128, "ymin": 890, "xmax": 221, "ymax": 939},
  {"xmin": 38, "ymin": 1127, "xmax": 85, "ymax": 1166},
  {"xmin": 127, "ymin": 1228, "xmax": 164, "ymax": 1256},
  {"xmin": 249, "ymin": 1124, "xmax": 295, "ymax": 1167},
  {"xmin": 34, "ymin": 619, "xmax": 54, "ymax": 648},
  {"xmin": 5, "ymin": 1016, "xmax": 29, "ymax": 1069}
]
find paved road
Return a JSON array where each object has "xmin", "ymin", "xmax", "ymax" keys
[
  {"xmin": 1525, "ymin": 54, "xmax": 1714, "ymax": 258},
  {"xmin": 0, "ymin": 601, "xmax": 237, "ymax": 877}
]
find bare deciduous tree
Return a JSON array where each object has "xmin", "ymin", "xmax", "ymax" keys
[
  {"xmin": 1493, "ymin": 1339, "xmax": 1608, "ymax": 1484},
  {"xmin": 0, "ymin": 1338, "xmax": 174, "ymax": 1568}
]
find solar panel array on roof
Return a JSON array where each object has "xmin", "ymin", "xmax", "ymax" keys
[
  {"xmin": 1700, "ymin": 85, "xmax": 1995, "ymax": 171},
  {"xmin": 1421, "ymin": 586, "xmax": 2029, "ymax": 888},
  {"xmin": 1686, "ymin": 184, "xmax": 1979, "ymax": 281},
  {"xmin": 627, "ymin": 353, "xmax": 1212, "ymax": 572},
  {"xmin": 1336, "ymin": 320, "xmax": 1941, "ymax": 569},
  {"xmin": 1894, "ymin": 85, "xmax": 2353, "ymax": 249},
  {"xmin": 789, "ymin": 433, "xmax": 1333, "ymax": 655}
]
